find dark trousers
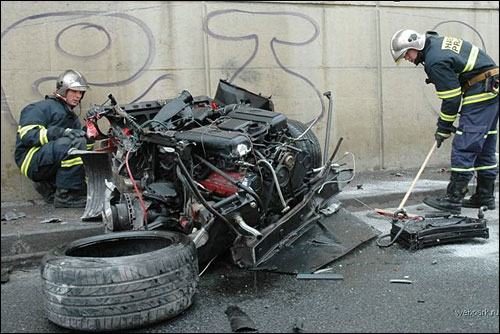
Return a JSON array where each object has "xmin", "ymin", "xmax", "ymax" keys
[
  {"xmin": 26, "ymin": 137, "xmax": 86, "ymax": 190},
  {"xmin": 451, "ymin": 99, "xmax": 499, "ymax": 181}
]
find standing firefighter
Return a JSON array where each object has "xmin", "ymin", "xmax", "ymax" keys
[
  {"xmin": 14, "ymin": 69, "xmax": 92, "ymax": 208},
  {"xmin": 390, "ymin": 29, "xmax": 499, "ymax": 214}
]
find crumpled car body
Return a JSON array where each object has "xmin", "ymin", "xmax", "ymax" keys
[{"xmin": 76, "ymin": 79, "xmax": 371, "ymax": 273}]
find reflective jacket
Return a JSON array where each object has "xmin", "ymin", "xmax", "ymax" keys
[
  {"xmin": 14, "ymin": 96, "xmax": 81, "ymax": 176},
  {"xmin": 419, "ymin": 31, "xmax": 498, "ymax": 124}
]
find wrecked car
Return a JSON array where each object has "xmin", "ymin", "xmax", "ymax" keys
[{"xmin": 40, "ymin": 80, "xmax": 375, "ymax": 331}]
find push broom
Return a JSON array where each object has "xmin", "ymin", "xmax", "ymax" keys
[{"xmin": 375, "ymin": 141, "xmax": 437, "ymax": 219}]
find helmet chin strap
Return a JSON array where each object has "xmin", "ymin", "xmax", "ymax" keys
[
  {"xmin": 53, "ymin": 92, "xmax": 78, "ymax": 111},
  {"xmin": 414, "ymin": 50, "xmax": 425, "ymax": 66},
  {"xmin": 53, "ymin": 92, "xmax": 67, "ymax": 102}
]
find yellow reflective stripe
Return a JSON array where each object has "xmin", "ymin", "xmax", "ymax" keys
[
  {"xmin": 18, "ymin": 125, "xmax": 37, "ymax": 137},
  {"xmin": 456, "ymin": 130, "xmax": 496, "ymax": 138},
  {"xmin": 475, "ymin": 164, "xmax": 498, "ymax": 171},
  {"xmin": 20, "ymin": 146, "xmax": 40, "ymax": 176},
  {"xmin": 86, "ymin": 143, "xmax": 94, "ymax": 150},
  {"xmin": 440, "ymin": 112, "xmax": 457, "ymax": 122},
  {"xmin": 484, "ymin": 130, "xmax": 498, "ymax": 138},
  {"xmin": 39, "ymin": 129, "xmax": 48, "ymax": 145},
  {"xmin": 436, "ymin": 87, "xmax": 462, "ymax": 99},
  {"xmin": 450, "ymin": 166, "xmax": 475, "ymax": 172},
  {"xmin": 461, "ymin": 46, "xmax": 479, "ymax": 73},
  {"xmin": 436, "ymin": 132, "xmax": 451, "ymax": 138},
  {"xmin": 462, "ymin": 92, "xmax": 498, "ymax": 105},
  {"xmin": 18, "ymin": 124, "xmax": 45, "ymax": 139},
  {"xmin": 451, "ymin": 164, "xmax": 498, "ymax": 172},
  {"xmin": 61, "ymin": 157, "xmax": 83, "ymax": 168},
  {"xmin": 19, "ymin": 124, "xmax": 43, "ymax": 138}
]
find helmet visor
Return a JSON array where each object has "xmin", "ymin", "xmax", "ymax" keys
[
  {"xmin": 391, "ymin": 43, "xmax": 408, "ymax": 63},
  {"xmin": 394, "ymin": 49, "xmax": 407, "ymax": 65},
  {"xmin": 68, "ymin": 84, "xmax": 88, "ymax": 92}
]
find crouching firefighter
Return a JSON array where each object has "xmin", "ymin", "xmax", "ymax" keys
[
  {"xmin": 390, "ymin": 29, "xmax": 499, "ymax": 214},
  {"xmin": 14, "ymin": 69, "xmax": 94, "ymax": 208}
]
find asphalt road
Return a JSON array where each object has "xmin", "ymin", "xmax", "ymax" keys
[{"xmin": 1, "ymin": 202, "xmax": 498, "ymax": 333}]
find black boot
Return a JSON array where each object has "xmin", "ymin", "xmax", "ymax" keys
[
  {"xmin": 423, "ymin": 174, "xmax": 469, "ymax": 214},
  {"xmin": 462, "ymin": 176, "xmax": 496, "ymax": 210},
  {"xmin": 33, "ymin": 181, "xmax": 56, "ymax": 204},
  {"xmin": 54, "ymin": 189, "xmax": 87, "ymax": 208}
]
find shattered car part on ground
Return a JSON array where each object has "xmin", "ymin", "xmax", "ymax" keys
[
  {"xmin": 41, "ymin": 80, "xmax": 376, "ymax": 332},
  {"xmin": 386, "ymin": 207, "xmax": 489, "ymax": 250},
  {"xmin": 225, "ymin": 305, "xmax": 258, "ymax": 333},
  {"xmin": 1, "ymin": 211, "xmax": 26, "ymax": 221}
]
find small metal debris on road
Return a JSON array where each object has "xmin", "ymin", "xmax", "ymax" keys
[
  {"xmin": 1, "ymin": 266, "xmax": 10, "ymax": 284},
  {"xmin": 313, "ymin": 267, "xmax": 336, "ymax": 274},
  {"xmin": 432, "ymin": 260, "xmax": 438, "ymax": 265},
  {"xmin": 225, "ymin": 305, "xmax": 258, "ymax": 333},
  {"xmin": 1, "ymin": 211, "xmax": 26, "ymax": 221},
  {"xmin": 390, "ymin": 279, "xmax": 413, "ymax": 284},
  {"xmin": 292, "ymin": 317, "xmax": 305, "ymax": 333},
  {"xmin": 356, "ymin": 184, "xmax": 363, "ymax": 190},
  {"xmin": 39, "ymin": 218, "xmax": 62, "ymax": 224},
  {"xmin": 297, "ymin": 273, "xmax": 344, "ymax": 280}
]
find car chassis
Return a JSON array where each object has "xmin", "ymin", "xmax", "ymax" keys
[{"xmin": 74, "ymin": 80, "xmax": 374, "ymax": 273}]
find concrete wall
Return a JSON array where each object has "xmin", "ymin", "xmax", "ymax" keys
[{"xmin": 1, "ymin": 1, "xmax": 499, "ymax": 202}]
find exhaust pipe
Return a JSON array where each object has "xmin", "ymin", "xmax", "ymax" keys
[{"xmin": 323, "ymin": 91, "xmax": 334, "ymax": 166}]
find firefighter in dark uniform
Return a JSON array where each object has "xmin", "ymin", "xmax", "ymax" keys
[
  {"xmin": 390, "ymin": 29, "xmax": 499, "ymax": 214},
  {"xmin": 14, "ymin": 69, "xmax": 93, "ymax": 208}
]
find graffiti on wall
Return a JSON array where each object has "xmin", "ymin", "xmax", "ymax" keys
[
  {"xmin": 2, "ymin": 8, "xmax": 324, "ymax": 128},
  {"xmin": 1, "ymin": 10, "xmax": 174, "ymax": 127},
  {"xmin": 1, "ymin": 7, "xmax": 489, "ymax": 128},
  {"xmin": 203, "ymin": 9, "xmax": 324, "ymax": 124}
]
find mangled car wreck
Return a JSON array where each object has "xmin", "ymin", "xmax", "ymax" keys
[{"xmin": 40, "ymin": 80, "xmax": 375, "ymax": 331}]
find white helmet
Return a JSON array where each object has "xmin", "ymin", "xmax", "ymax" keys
[
  {"xmin": 55, "ymin": 69, "xmax": 89, "ymax": 97},
  {"xmin": 390, "ymin": 29, "xmax": 426, "ymax": 63}
]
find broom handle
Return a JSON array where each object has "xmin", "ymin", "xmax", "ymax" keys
[{"xmin": 397, "ymin": 141, "xmax": 438, "ymax": 210}]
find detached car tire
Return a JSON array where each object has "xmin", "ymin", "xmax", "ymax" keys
[
  {"xmin": 40, "ymin": 231, "xmax": 198, "ymax": 332},
  {"xmin": 287, "ymin": 119, "xmax": 322, "ymax": 168}
]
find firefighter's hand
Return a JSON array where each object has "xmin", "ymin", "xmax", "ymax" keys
[
  {"xmin": 434, "ymin": 130, "xmax": 451, "ymax": 148},
  {"xmin": 435, "ymin": 120, "xmax": 456, "ymax": 148},
  {"xmin": 63, "ymin": 128, "xmax": 86, "ymax": 140},
  {"xmin": 86, "ymin": 106, "xmax": 100, "ymax": 120}
]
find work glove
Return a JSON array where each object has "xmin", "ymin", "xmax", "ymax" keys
[
  {"xmin": 86, "ymin": 106, "xmax": 100, "ymax": 120},
  {"xmin": 63, "ymin": 128, "xmax": 86, "ymax": 140},
  {"xmin": 435, "ymin": 119, "xmax": 456, "ymax": 148}
]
